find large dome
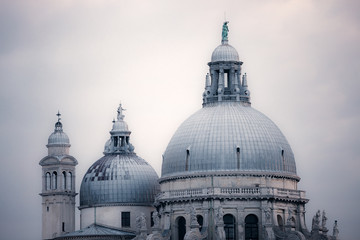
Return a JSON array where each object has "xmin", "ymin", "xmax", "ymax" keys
[
  {"xmin": 161, "ymin": 102, "xmax": 297, "ymax": 178},
  {"xmin": 80, "ymin": 154, "xmax": 159, "ymax": 207}
]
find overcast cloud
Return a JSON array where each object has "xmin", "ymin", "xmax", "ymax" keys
[{"xmin": 0, "ymin": 1, "xmax": 359, "ymax": 239}]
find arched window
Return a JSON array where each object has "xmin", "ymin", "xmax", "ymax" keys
[
  {"xmin": 45, "ymin": 172, "xmax": 51, "ymax": 190},
  {"xmin": 176, "ymin": 216, "xmax": 186, "ymax": 240},
  {"xmin": 245, "ymin": 214, "xmax": 258, "ymax": 240},
  {"xmin": 224, "ymin": 214, "xmax": 236, "ymax": 240},
  {"xmin": 277, "ymin": 215, "xmax": 284, "ymax": 231},
  {"xmin": 52, "ymin": 171, "xmax": 57, "ymax": 190},
  {"xmin": 62, "ymin": 171, "xmax": 67, "ymax": 190},
  {"xmin": 67, "ymin": 172, "xmax": 72, "ymax": 190},
  {"xmin": 197, "ymin": 215, "xmax": 203, "ymax": 232}
]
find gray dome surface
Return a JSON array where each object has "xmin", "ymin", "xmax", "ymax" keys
[
  {"xmin": 80, "ymin": 154, "xmax": 160, "ymax": 207},
  {"xmin": 211, "ymin": 43, "xmax": 239, "ymax": 62},
  {"xmin": 48, "ymin": 122, "xmax": 70, "ymax": 145},
  {"xmin": 161, "ymin": 102, "xmax": 297, "ymax": 177}
]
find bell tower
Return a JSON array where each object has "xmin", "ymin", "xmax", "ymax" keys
[{"xmin": 39, "ymin": 112, "xmax": 78, "ymax": 239}]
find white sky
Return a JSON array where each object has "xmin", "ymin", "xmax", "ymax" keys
[{"xmin": 0, "ymin": 1, "xmax": 359, "ymax": 239}]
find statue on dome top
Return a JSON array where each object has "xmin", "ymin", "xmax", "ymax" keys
[
  {"xmin": 222, "ymin": 21, "xmax": 229, "ymax": 42},
  {"xmin": 117, "ymin": 103, "xmax": 126, "ymax": 121}
]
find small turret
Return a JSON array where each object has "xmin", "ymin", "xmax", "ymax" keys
[{"xmin": 104, "ymin": 104, "xmax": 135, "ymax": 154}]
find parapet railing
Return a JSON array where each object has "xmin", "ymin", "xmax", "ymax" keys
[{"xmin": 157, "ymin": 187, "xmax": 306, "ymax": 201}]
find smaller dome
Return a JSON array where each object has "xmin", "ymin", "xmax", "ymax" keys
[
  {"xmin": 48, "ymin": 121, "xmax": 70, "ymax": 145},
  {"xmin": 211, "ymin": 43, "xmax": 239, "ymax": 62},
  {"xmin": 80, "ymin": 154, "xmax": 160, "ymax": 207},
  {"xmin": 111, "ymin": 120, "xmax": 129, "ymax": 132}
]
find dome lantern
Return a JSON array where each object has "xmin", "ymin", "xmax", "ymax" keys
[
  {"xmin": 47, "ymin": 111, "xmax": 71, "ymax": 155},
  {"xmin": 203, "ymin": 22, "xmax": 250, "ymax": 106},
  {"xmin": 104, "ymin": 104, "xmax": 135, "ymax": 154}
]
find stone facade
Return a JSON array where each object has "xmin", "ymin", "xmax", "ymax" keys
[{"xmin": 80, "ymin": 205, "xmax": 155, "ymax": 233}]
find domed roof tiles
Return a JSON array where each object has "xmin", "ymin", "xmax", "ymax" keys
[
  {"xmin": 80, "ymin": 154, "xmax": 159, "ymax": 207},
  {"xmin": 161, "ymin": 102, "xmax": 297, "ymax": 178}
]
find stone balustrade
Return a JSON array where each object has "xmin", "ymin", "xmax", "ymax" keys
[{"xmin": 157, "ymin": 187, "xmax": 306, "ymax": 202}]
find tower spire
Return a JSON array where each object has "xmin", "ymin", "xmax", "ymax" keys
[{"xmin": 56, "ymin": 111, "xmax": 61, "ymax": 122}]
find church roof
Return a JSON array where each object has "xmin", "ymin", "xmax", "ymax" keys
[{"xmin": 54, "ymin": 223, "xmax": 135, "ymax": 239}]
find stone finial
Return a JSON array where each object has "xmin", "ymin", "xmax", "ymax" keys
[
  {"xmin": 216, "ymin": 206, "xmax": 224, "ymax": 225},
  {"xmin": 286, "ymin": 207, "xmax": 293, "ymax": 225},
  {"xmin": 333, "ymin": 220, "xmax": 339, "ymax": 238},
  {"xmin": 136, "ymin": 212, "xmax": 147, "ymax": 231},
  {"xmin": 152, "ymin": 210, "xmax": 160, "ymax": 229},
  {"xmin": 312, "ymin": 210, "xmax": 321, "ymax": 231},
  {"xmin": 322, "ymin": 210, "xmax": 328, "ymax": 232}
]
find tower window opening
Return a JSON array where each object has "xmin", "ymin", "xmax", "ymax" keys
[
  {"xmin": 52, "ymin": 171, "xmax": 57, "ymax": 190},
  {"xmin": 114, "ymin": 137, "xmax": 118, "ymax": 147},
  {"xmin": 68, "ymin": 172, "xmax": 72, "ymax": 190},
  {"xmin": 46, "ymin": 172, "xmax": 51, "ymax": 190},
  {"xmin": 185, "ymin": 149, "xmax": 190, "ymax": 171},
  {"xmin": 47, "ymin": 206, "xmax": 49, "ymax": 212},
  {"xmin": 62, "ymin": 222, "xmax": 65, "ymax": 232},
  {"xmin": 62, "ymin": 171, "xmax": 67, "ymax": 190}
]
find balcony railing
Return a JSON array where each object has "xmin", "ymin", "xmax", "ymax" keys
[{"xmin": 157, "ymin": 187, "xmax": 306, "ymax": 201}]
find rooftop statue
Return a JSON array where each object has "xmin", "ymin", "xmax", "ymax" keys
[
  {"xmin": 117, "ymin": 103, "xmax": 126, "ymax": 120},
  {"xmin": 222, "ymin": 21, "xmax": 229, "ymax": 42}
]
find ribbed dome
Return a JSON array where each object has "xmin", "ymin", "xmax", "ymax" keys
[
  {"xmin": 161, "ymin": 102, "xmax": 297, "ymax": 178},
  {"xmin": 211, "ymin": 43, "xmax": 239, "ymax": 62},
  {"xmin": 47, "ymin": 122, "xmax": 70, "ymax": 145},
  {"xmin": 111, "ymin": 121, "xmax": 129, "ymax": 132},
  {"xmin": 80, "ymin": 154, "xmax": 160, "ymax": 207}
]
